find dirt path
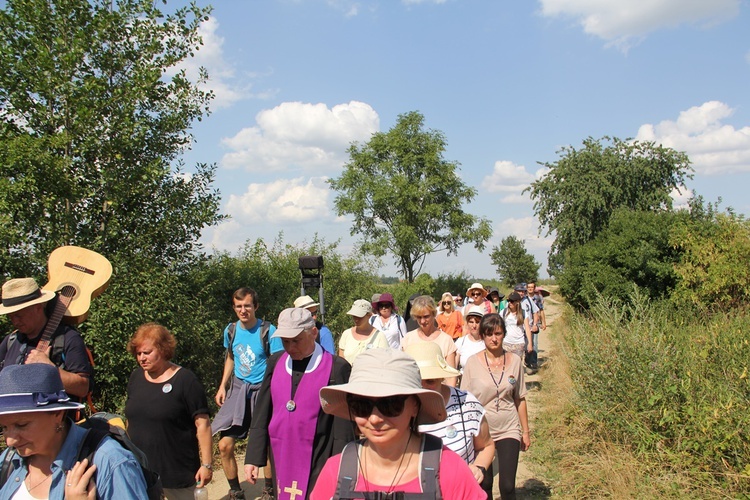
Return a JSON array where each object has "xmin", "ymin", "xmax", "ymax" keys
[
  {"xmin": 513, "ymin": 294, "xmax": 560, "ymax": 499},
  {"xmin": 207, "ymin": 295, "xmax": 562, "ymax": 499}
]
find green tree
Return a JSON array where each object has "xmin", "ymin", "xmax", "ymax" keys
[
  {"xmin": 329, "ymin": 111, "xmax": 492, "ymax": 283},
  {"xmin": 0, "ymin": 0, "xmax": 221, "ymax": 276},
  {"xmin": 670, "ymin": 205, "xmax": 750, "ymax": 310},
  {"xmin": 0, "ymin": 0, "xmax": 223, "ymax": 411},
  {"xmin": 525, "ymin": 136, "xmax": 692, "ymax": 275},
  {"xmin": 557, "ymin": 208, "xmax": 683, "ymax": 310},
  {"xmin": 490, "ymin": 236, "xmax": 540, "ymax": 286}
]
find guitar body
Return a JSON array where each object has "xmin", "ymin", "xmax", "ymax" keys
[{"xmin": 44, "ymin": 246, "xmax": 113, "ymax": 325}]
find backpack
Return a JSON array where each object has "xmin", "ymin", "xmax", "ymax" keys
[
  {"xmin": 334, "ymin": 434, "xmax": 443, "ymax": 499},
  {"xmin": 0, "ymin": 329, "xmax": 97, "ymax": 416},
  {"xmin": 0, "ymin": 412, "xmax": 163, "ymax": 499},
  {"xmin": 369, "ymin": 313, "xmax": 406, "ymax": 338},
  {"xmin": 226, "ymin": 319, "xmax": 271, "ymax": 359}
]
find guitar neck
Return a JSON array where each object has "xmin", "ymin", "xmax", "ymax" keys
[{"xmin": 36, "ymin": 293, "xmax": 73, "ymax": 353}]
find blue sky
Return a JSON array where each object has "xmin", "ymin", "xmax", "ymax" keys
[{"xmin": 177, "ymin": 0, "xmax": 750, "ymax": 280}]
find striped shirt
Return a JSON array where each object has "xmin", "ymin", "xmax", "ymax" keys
[{"xmin": 419, "ymin": 387, "xmax": 485, "ymax": 463}]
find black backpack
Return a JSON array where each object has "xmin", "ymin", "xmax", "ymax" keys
[{"xmin": 0, "ymin": 412, "xmax": 163, "ymax": 499}]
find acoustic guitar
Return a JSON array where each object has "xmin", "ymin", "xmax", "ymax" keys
[{"xmin": 35, "ymin": 246, "xmax": 112, "ymax": 354}]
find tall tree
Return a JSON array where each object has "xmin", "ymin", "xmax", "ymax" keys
[
  {"xmin": 525, "ymin": 136, "xmax": 692, "ymax": 275},
  {"xmin": 0, "ymin": 0, "xmax": 222, "ymax": 277},
  {"xmin": 490, "ymin": 236, "xmax": 540, "ymax": 286},
  {"xmin": 329, "ymin": 111, "xmax": 492, "ymax": 282}
]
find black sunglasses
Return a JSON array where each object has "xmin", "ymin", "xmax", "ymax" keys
[{"xmin": 346, "ymin": 394, "xmax": 409, "ymax": 418}]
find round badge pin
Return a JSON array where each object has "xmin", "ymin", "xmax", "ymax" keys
[
  {"xmin": 162, "ymin": 383, "xmax": 173, "ymax": 394},
  {"xmin": 286, "ymin": 400, "xmax": 296, "ymax": 412},
  {"xmin": 445, "ymin": 425, "xmax": 458, "ymax": 438},
  {"xmin": 508, "ymin": 376, "xmax": 516, "ymax": 386}
]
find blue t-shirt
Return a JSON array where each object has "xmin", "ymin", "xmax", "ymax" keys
[{"xmin": 223, "ymin": 319, "xmax": 283, "ymax": 384}]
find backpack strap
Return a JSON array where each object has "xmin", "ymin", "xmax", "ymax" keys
[
  {"xmin": 0, "ymin": 332, "xmax": 15, "ymax": 370},
  {"xmin": 418, "ymin": 434, "xmax": 443, "ymax": 499},
  {"xmin": 0, "ymin": 448, "xmax": 18, "ymax": 490},
  {"xmin": 227, "ymin": 320, "xmax": 271, "ymax": 359},
  {"xmin": 334, "ymin": 440, "xmax": 363, "ymax": 499}
]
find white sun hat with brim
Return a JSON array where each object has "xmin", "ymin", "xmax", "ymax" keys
[
  {"xmin": 466, "ymin": 282, "xmax": 488, "ymax": 299},
  {"xmin": 293, "ymin": 295, "xmax": 319, "ymax": 309},
  {"xmin": 0, "ymin": 364, "xmax": 85, "ymax": 416},
  {"xmin": 404, "ymin": 342, "xmax": 460, "ymax": 380},
  {"xmin": 0, "ymin": 278, "xmax": 56, "ymax": 315},
  {"xmin": 346, "ymin": 299, "xmax": 372, "ymax": 318},
  {"xmin": 319, "ymin": 349, "xmax": 446, "ymax": 425},
  {"xmin": 464, "ymin": 305, "xmax": 486, "ymax": 319}
]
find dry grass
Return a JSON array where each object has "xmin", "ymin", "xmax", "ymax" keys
[{"xmin": 529, "ymin": 307, "xmax": 728, "ymax": 499}]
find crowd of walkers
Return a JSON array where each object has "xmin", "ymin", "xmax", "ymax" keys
[{"xmin": 0, "ymin": 276, "xmax": 548, "ymax": 500}]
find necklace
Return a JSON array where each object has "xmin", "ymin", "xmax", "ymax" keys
[
  {"xmin": 484, "ymin": 350, "xmax": 506, "ymax": 412},
  {"xmin": 358, "ymin": 433, "xmax": 413, "ymax": 496},
  {"xmin": 25, "ymin": 472, "xmax": 52, "ymax": 493}
]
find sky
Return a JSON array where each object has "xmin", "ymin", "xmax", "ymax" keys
[{"xmin": 176, "ymin": 0, "xmax": 750, "ymax": 280}]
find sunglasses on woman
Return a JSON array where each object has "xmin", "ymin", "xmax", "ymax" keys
[
  {"xmin": 346, "ymin": 394, "xmax": 409, "ymax": 418},
  {"xmin": 441, "ymin": 301, "xmax": 451, "ymax": 305}
]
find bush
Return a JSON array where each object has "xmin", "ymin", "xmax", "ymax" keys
[{"xmin": 564, "ymin": 292, "xmax": 750, "ymax": 493}]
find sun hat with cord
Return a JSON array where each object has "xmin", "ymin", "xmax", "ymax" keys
[
  {"xmin": 293, "ymin": 294, "xmax": 320, "ymax": 309},
  {"xmin": 0, "ymin": 363, "xmax": 85, "ymax": 416},
  {"xmin": 404, "ymin": 342, "xmax": 460, "ymax": 381},
  {"xmin": 0, "ymin": 277, "xmax": 56, "ymax": 315},
  {"xmin": 466, "ymin": 282, "xmax": 488, "ymax": 299},
  {"xmin": 319, "ymin": 348, "xmax": 446, "ymax": 425}
]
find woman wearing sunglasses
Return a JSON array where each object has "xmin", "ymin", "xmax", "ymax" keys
[
  {"xmin": 436, "ymin": 291, "xmax": 464, "ymax": 340},
  {"xmin": 466, "ymin": 283, "xmax": 493, "ymax": 315},
  {"xmin": 369, "ymin": 293, "xmax": 407, "ymax": 350},
  {"xmin": 313, "ymin": 349, "xmax": 484, "ymax": 499},
  {"xmin": 461, "ymin": 313, "xmax": 530, "ymax": 500}
]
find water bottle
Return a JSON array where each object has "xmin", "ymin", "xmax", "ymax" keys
[{"xmin": 194, "ymin": 482, "xmax": 208, "ymax": 500}]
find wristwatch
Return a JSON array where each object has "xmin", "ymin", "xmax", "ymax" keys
[{"xmin": 201, "ymin": 463, "xmax": 213, "ymax": 470}]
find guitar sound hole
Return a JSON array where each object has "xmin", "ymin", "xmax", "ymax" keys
[{"xmin": 60, "ymin": 285, "xmax": 78, "ymax": 298}]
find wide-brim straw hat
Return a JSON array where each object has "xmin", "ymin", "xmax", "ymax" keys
[
  {"xmin": 293, "ymin": 295, "xmax": 319, "ymax": 309},
  {"xmin": 0, "ymin": 278, "xmax": 56, "ymax": 315},
  {"xmin": 466, "ymin": 282, "xmax": 488, "ymax": 299},
  {"xmin": 404, "ymin": 342, "xmax": 460, "ymax": 380},
  {"xmin": 537, "ymin": 287, "xmax": 551, "ymax": 297},
  {"xmin": 319, "ymin": 349, "xmax": 446, "ymax": 425},
  {"xmin": 0, "ymin": 364, "xmax": 85, "ymax": 415}
]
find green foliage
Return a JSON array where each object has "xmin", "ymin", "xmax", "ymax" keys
[
  {"xmin": 671, "ymin": 208, "xmax": 750, "ymax": 310},
  {"xmin": 329, "ymin": 111, "xmax": 492, "ymax": 283},
  {"xmin": 558, "ymin": 208, "xmax": 683, "ymax": 310},
  {"xmin": 526, "ymin": 136, "xmax": 692, "ymax": 275},
  {"xmin": 0, "ymin": 0, "xmax": 221, "ymax": 275},
  {"xmin": 489, "ymin": 235, "xmax": 540, "ymax": 286},
  {"xmin": 433, "ymin": 270, "xmax": 473, "ymax": 297},
  {"xmin": 564, "ymin": 293, "xmax": 750, "ymax": 493}
]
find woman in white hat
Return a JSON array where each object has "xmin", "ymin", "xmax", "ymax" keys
[
  {"xmin": 455, "ymin": 305, "xmax": 488, "ymax": 373},
  {"xmin": 461, "ymin": 314, "xmax": 530, "ymax": 500},
  {"xmin": 405, "ymin": 343, "xmax": 495, "ymax": 498},
  {"xmin": 0, "ymin": 363, "xmax": 147, "ymax": 499},
  {"xmin": 337, "ymin": 299, "xmax": 389, "ymax": 364},
  {"xmin": 466, "ymin": 283, "xmax": 493, "ymax": 315},
  {"xmin": 312, "ymin": 349, "xmax": 485, "ymax": 499}
]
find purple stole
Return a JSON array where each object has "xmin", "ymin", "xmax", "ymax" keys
[{"xmin": 269, "ymin": 347, "xmax": 333, "ymax": 500}]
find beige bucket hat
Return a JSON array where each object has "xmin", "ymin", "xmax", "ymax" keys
[
  {"xmin": 319, "ymin": 349, "xmax": 446, "ymax": 425},
  {"xmin": 404, "ymin": 342, "xmax": 460, "ymax": 380}
]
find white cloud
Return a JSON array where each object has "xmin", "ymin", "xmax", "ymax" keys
[
  {"xmin": 670, "ymin": 185, "xmax": 693, "ymax": 210},
  {"xmin": 225, "ymin": 177, "xmax": 331, "ymax": 224},
  {"xmin": 538, "ymin": 0, "xmax": 739, "ymax": 50},
  {"xmin": 221, "ymin": 101, "xmax": 379, "ymax": 173},
  {"xmin": 483, "ymin": 160, "xmax": 536, "ymax": 203},
  {"xmin": 636, "ymin": 101, "xmax": 750, "ymax": 175},
  {"xmin": 167, "ymin": 16, "xmax": 251, "ymax": 109}
]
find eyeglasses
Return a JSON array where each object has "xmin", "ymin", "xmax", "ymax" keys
[
  {"xmin": 470, "ymin": 292, "xmax": 483, "ymax": 297},
  {"xmin": 346, "ymin": 395, "xmax": 409, "ymax": 418},
  {"xmin": 308, "ymin": 309, "xmax": 318, "ymax": 316},
  {"xmin": 377, "ymin": 303, "xmax": 391, "ymax": 309},
  {"xmin": 441, "ymin": 301, "xmax": 452, "ymax": 305}
]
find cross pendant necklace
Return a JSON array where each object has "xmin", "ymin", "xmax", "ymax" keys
[{"xmin": 484, "ymin": 351, "xmax": 506, "ymax": 412}]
